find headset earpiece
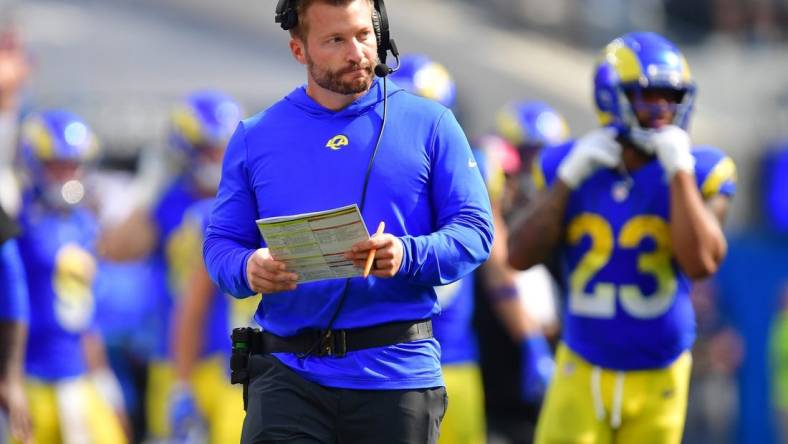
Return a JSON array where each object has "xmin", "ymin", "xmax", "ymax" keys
[
  {"xmin": 372, "ymin": 0, "xmax": 391, "ymax": 65},
  {"xmin": 275, "ymin": 0, "xmax": 298, "ymax": 31},
  {"xmin": 372, "ymin": 10, "xmax": 385, "ymax": 65}
]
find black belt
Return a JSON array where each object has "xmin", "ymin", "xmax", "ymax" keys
[{"xmin": 257, "ymin": 319, "xmax": 433, "ymax": 358}]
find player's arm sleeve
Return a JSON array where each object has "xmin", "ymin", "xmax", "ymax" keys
[
  {"xmin": 694, "ymin": 148, "xmax": 737, "ymax": 199},
  {"xmin": 397, "ymin": 110, "xmax": 494, "ymax": 286},
  {"xmin": 0, "ymin": 239, "xmax": 30, "ymax": 323},
  {"xmin": 203, "ymin": 122, "xmax": 260, "ymax": 298},
  {"xmin": 531, "ymin": 143, "xmax": 568, "ymax": 192}
]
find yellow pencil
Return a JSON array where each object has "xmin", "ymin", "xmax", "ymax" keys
[{"xmin": 363, "ymin": 221, "xmax": 386, "ymax": 278}]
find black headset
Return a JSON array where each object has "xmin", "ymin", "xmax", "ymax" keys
[{"xmin": 274, "ymin": 0, "xmax": 400, "ymax": 76}]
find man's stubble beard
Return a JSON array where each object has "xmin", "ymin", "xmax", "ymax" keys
[{"xmin": 306, "ymin": 52, "xmax": 376, "ymax": 95}]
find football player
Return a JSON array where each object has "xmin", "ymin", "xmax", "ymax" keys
[
  {"xmin": 390, "ymin": 54, "xmax": 485, "ymax": 444},
  {"xmin": 15, "ymin": 110, "xmax": 127, "ymax": 443},
  {"xmin": 167, "ymin": 196, "xmax": 257, "ymax": 443},
  {"xmin": 475, "ymin": 100, "xmax": 569, "ymax": 442},
  {"xmin": 0, "ymin": 206, "xmax": 31, "ymax": 444},
  {"xmin": 508, "ymin": 32, "xmax": 737, "ymax": 443},
  {"xmin": 98, "ymin": 90, "xmax": 242, "ymax": 442}
]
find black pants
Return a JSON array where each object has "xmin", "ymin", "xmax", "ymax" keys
[{"xmin": 241, "ymin": 354, "xmax": 448, "ymax": 444}]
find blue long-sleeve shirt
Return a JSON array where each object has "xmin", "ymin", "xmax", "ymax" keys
[{"xmin": 204, "ymin": 78, "xmax": 493, "ymax": 389}]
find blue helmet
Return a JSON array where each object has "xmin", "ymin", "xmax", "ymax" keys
[
  {"xmin": 20, "ymin": 109, "xmax": 99, "ymax": 168},
  {"xmin": 495, "ymin": 100, "xmax": 569, "ymax": 151},
  {"xmin": 389, "ymin": 54, "xmax": 457, "ymax": 108},
  {"xmin": 168, "ymin": 90, "xmax": 243, "ymax": 156},
  {"xmin": 19, "ymin": 110, "xmax": 99, "ymax": 207},
  {"xmin": 594, "ymin": 32, "xmax": 695, "ymax": 134}
]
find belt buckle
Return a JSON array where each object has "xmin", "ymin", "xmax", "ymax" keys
[{"xmin": 319, "ymin": 330, "xmax": 347, "ymax": 357}]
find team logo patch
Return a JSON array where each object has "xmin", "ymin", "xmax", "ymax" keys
[
  {"xmin": 325, "ymin": 134, "xmax": 349, "ymax": 151},
  {"xmin": 612, "ymin": 181, "xmax": 630, "ymax": 202}
]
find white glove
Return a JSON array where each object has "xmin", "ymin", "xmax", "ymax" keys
[
  {"xmin": 629, "ymin": 125, "xmax": 695, "ymax": 179},
  {"xmin": 557, "ymin": 127, "xmax": 621, "ymax": 189}
]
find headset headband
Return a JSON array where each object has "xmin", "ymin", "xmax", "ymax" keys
[{"xmin": 274, "ymin": 0, "xmax": 393, "ymax": 64}]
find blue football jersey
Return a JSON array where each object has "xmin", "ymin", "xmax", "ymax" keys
[
  {"xmin": 93, "ymin": 257, "xmax": 158, "ymax": 355},
  {"xmin": 433, "ymin": 275, "xmax": 479, "ymax": 365},
  {"xmin": 17, "ymin": 203, "xmax": 99, "ymax": 380},
  {"xmin": 168, "ymin": 198, "xmax": 255, "ymax": 358},
  {"xmin": 148, "ymin": 175, "xmax": 202, "ymax": 359},
  {"xmin": 535, "ymin": 143, "xmax": 736, "ymax": 370}
]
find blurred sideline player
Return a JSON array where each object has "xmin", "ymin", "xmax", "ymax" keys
[
  {"xmin": 474, "ymin": 100, "xmax": 569, "ymax": 443},
  {"xmin": 0, "ymin": 206, "xmax": 32, "ymax": 443},
  {"xmin": 90, "ymin": 168, "xmax": 162, "ymax": 442},
  {"xmin": 0, "ymin": 26, "xmax": 31, "ymax": 217},
  {"xmin": 98, "ymin": 90, "xmax": 243, "ymax": 442},
  {"xmin": 168, "ymin": 197, "xmax": 258, "ymax": 443},
  {"xmin": 508, "ymin": 32, "xmax": 736, "ymax": 443},
  {"xmin": 494, "ymin": 100, "xmax": 570, "ymax": 223},
  {"xmin": 0, "ymin": 25, "xmax": 33, "ymax": 444},
  {"xmin": 15, "ymin": 110, "xmax": 127, "ymax": 443},
  {"xmin": 390, "ymin": 53, "xmax": 486, "ymax": 444}
]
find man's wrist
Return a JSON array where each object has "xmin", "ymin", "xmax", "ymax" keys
[
  {"xmin": 489, "ymin": 285, "xmax": 518, "ymax": 302},
  {"xmin": 242, "ymin": 250, "xmax": 256, "ymax": 293},
  {"xmin": 663, "ymin": 149, "xmax": 695, "ymax": 179},
  {"xmin": 395, "ymin": 236, "xmax": 409, "ymax": 277},
  {"xmin": 557, "ymin": 165, "xmax": 581, "ymax": 190}
]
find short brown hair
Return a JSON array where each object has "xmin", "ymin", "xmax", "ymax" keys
[{"xmin": 289, "ymin": 0, "xmax": 374, "ymax": 41}]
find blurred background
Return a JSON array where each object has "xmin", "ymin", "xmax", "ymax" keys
[{"xmin": 1, "ymin": 0, "xmax": 786, "ymax": 443}]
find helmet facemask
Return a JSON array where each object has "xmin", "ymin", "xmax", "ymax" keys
[
  {"xmin": 622, "ymin": 84, "xmax": 695, "ymax": 152},
  {"xmin": 38, "ymin": 161, "xmax": 88, "ymax": 211}
]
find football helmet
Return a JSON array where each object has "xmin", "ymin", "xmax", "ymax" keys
[
  {"xmin": 168, "ymin": 90, "xmax": 243, "ymax": 155},
  {"xmin": 168, "ymin": 90, "xmax": 243, "ymax": 192},
  {"xmin": 19, "ymin": 109, "xmax": 99, "ymax": 208},
  {"xmin": 389, "ymin": 53, "xmax": 456, "ymax": 108},
  {"xmin": 495, "ymin": 100, "xmax": 569, "ymax": 152},
  {"xmin": 593, "ymin": 31, "xmax": 695, "ymax": 135}
]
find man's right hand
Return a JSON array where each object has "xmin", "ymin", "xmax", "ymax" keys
[
  {"xmin": 0, "ymin": 377, "xmax": 32, "ymax": 444},
  {"xmin": 557, "ymin": 127, "xmax": 621, "ymax": 189},
  {"xmin": 246, "ymin": 248, "xmax": 298, "ymax": 294}
]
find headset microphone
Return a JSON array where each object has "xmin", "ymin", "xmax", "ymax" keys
[
  {"xmin": 374, "ymin": 39, "xmax": 400, "ymax": 78},
  {"xmin": 374, "ymin": 64, "xmax": 390, "ymax": 78}
]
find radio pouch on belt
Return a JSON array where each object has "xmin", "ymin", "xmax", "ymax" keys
[{"xmin": 230, "ymin": 327, "xmax": 263, "ymax": 411}]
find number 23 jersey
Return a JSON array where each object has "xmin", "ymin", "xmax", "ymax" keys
[{"xmin": 534, "ymin": 142, "xmax": 736, "ymax": 370}]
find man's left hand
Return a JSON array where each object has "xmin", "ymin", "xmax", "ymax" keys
[
  {"xmin": 345, "ymin": 234, "xmax": 403, "ymax": 278},
  {"xmin": 630, "ymin": 125, "xmax": 695, "ymax": 178}
]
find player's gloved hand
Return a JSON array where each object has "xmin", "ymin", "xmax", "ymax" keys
[
  {"xmin": 629, "ymin": 125, "xmax": 694, "ymax": 179},
  {"xmin": 169, "ymin": 382, "xmax": 206, "ymax": 443},
  {"xmin": 557, "ymin": 127, "xmax": 621, "ymax": 189},
  {"xmin": 520, "ymin": 335, "xmax": 555, "ymax": 403}
]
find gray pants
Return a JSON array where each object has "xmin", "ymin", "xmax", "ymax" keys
[{"xmin": 241, "ymin": 355, "xmax": 447, "ymax": 444}]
